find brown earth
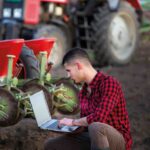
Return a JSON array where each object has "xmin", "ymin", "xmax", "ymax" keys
[{"xmin": 0, "ymin": 32, "xmax": 150, "ymax": 150}]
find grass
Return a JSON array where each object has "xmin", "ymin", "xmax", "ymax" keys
[{"xmin": 140, "ymin": 26, "xmax": 150, "ymax": 33}]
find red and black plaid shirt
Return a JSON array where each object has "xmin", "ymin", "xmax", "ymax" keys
[{"xmin": 79, "ymin": 71, "xmax": 132, "ymax": 150}]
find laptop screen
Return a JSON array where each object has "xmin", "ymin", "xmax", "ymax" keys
[{"xmin": 29, "ymin": 90, "xmax": 52, "ymax": 127}]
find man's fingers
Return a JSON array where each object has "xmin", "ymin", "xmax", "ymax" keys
[{"xmin": 58, "ymin": 118, "xmax": 73, "ymax": 126}]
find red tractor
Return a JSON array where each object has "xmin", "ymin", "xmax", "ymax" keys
[{"xmin": 0, "ymin": 0, "xmax": 143, "ymax": 67}]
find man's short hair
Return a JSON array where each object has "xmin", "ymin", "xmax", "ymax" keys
[{"xmin": 62, "ymin": 47, "xmax": 91, "ymax": 65}]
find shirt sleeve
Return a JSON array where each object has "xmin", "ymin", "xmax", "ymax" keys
[{"xmin": 86, "ymin": 77, "xmax": 120, "ymax": 124}]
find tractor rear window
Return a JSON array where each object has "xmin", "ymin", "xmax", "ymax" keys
[{"xmin": 5, "ymin": 0, "xmax": 21, "ymax": 2}]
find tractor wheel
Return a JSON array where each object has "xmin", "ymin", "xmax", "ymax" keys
[
  {"xmin": 92, "ymin": 1, "xmax": 139, "ymax": 66},
  {"xmin": 22, "ymin": 80, "xmax": 53, "ymax": 114},
  {"xmin": 53, "ymin": 78, "xmax": 80, "ymax": 115},
  {"xmin": 34, "ymin": 24, "xmax": 69, "ymax": 68},
  {"xmin": 18, "ymin": 45, "xmax": 39, "ymax": 79},
  {"xmin": 0, "ymin": 88, "xmax": 19, "ymax": 127}
]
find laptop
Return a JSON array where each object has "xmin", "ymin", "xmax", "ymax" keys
[{"xmin": 29, "ymin": 90, "xmax": 79, "ymax": 133}]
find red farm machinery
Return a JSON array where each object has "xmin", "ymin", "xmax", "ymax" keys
[
  {"xmin": 0, "ymin": 38, "xmax": 79, "ymax": 127},
  {"xmin": 0, "ymin": 0, "xmax": 143, "ymax": 67}
]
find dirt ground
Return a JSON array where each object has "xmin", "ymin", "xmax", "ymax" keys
[{"xmin": 0, "ymin": 32, "xmax": 150, "ymax": 150}]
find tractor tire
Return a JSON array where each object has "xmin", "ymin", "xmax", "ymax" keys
[
  {"xmin": 34, "ymin": 25, "xmax": 69, "ymax": 68},
  {"xmin": 92, "ymin": 1, "xmax": 139, "ymax": 66},
  {"xmin": 19, "ymin": 45, "xmax": 39, "ymax": 79},
  {"xmin": 0, "ymin": 88, "xmax": 18, "ymax": 127}
]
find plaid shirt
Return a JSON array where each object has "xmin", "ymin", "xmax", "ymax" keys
[{"xmin": 79, "ymin": 71, "xmax": 132, "ymax": 150}]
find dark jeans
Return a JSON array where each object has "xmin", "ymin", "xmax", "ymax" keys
[{"xmin": 44, "ymin": 122, "xmax": 125, "ymax": 150}]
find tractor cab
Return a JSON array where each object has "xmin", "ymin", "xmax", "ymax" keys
[
  {"xmin": 0, "ymin": 0, "xmax": 40, "ymax": 39},
  {"xmin": 2, "ymin": 0, "xmax": 24, "ymax": 22}
]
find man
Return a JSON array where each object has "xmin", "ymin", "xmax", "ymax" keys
[{"xmin": 44, "ymin": 48, "xmax": 132, "ymax": 150}]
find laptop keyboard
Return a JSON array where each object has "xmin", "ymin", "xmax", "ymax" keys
[
  {"xmin": 47, "ymin": 121, "xmax": 59, "ymax": 129},
  {"xmin": 46, "ymin": 120, "xmax": 78, "ymax": 132}
]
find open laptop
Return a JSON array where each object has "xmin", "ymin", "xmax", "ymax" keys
[{"xmin": 29, "ymin": 90, "xmax": 79, "ymax": 133}]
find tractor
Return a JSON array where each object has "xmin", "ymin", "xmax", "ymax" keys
[{"xmin": 0, "ymin": 0, "xmax": 144, "ymax": 68}]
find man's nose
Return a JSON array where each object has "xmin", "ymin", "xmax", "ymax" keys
[{"xmin": 67, "ymin": 72, "xmax": 71, "ymax": 78}]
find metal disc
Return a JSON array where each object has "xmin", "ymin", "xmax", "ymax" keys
[
  {"xmin": 0, "ymin": 88, "xmax": 19, "ymax": 127},
  {"xmin": 22, "ymin": 81, "xmax": 53, "ymax": 114}
]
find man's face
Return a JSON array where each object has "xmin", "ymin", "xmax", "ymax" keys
[{"xmin": 64, "ymin": 63, "xmax": 83, "ymax": 83}]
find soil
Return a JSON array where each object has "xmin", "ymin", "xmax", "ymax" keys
[{"xmin": 0, "ymin": 33, "xmax": 150, "ymax": 150}]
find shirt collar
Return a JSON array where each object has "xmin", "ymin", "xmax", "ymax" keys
[
  {"xmin": 88, "ymin": 71, "xmax": 103, "ymax": 89},
  {"xmin": 82, "ymin": 71, "xmax": 103, "ymax": 91}
]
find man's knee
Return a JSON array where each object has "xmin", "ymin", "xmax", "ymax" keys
[
  {"xmin": 88, "ymin": 122, "xmax": 107, "ymax": 136},
  {"xmin": 88, "ymin": 122, "xmax": 126, "ymax": 150}
]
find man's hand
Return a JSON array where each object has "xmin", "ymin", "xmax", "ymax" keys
[
  {"xmin": 59, "ymin": 117, "xmax": 88, "ymax": 127},
  {"xmin": 59, "ymin": 118, "xmax": 74, "ymax": 127}
]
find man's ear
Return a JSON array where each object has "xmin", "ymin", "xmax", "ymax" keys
[{"xmin": 76, "ymin": 62, "xmax": 83, "ymax": 70}]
